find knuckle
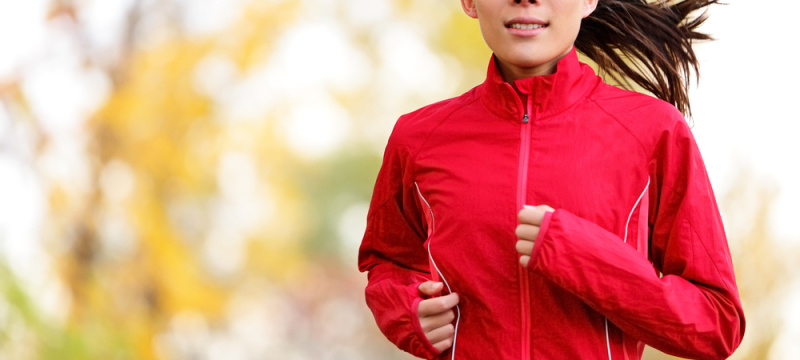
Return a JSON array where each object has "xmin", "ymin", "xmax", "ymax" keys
[
  {"xmin": 419, "ymin": 318, "xmax": 431, "ymax": 331},
  {"xmin": 535, "ymin": 213, "xmax": 544, "ymax": 223},
  {"xmin": 434, "ymin": 339, "xmax": 451, "ymax": 352},
  {"xmin": 446, "ymin": 293, "xmax": 459, "ymax": 306},
  {"xmin": 517, "ymin": 240, "xmax": 533, "ymax": 253},
  {"xmin": 418, "ymin": 300, "xmax": 432, "ymax": 315},
  {"xmin": 442, "ymin": 338, "xmax": 453, "ymax": 349},
  {"xmin": 437, "ymin": 298, "xmax": 449, "ymax": 310}
]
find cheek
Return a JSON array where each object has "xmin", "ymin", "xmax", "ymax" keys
[
  {"xmin": 553, "ymin": 1, "xmax": 587, "ymax": 24},
  {"xmin": 552, "ymin": 9, "xmax": 584, "ymax": 42},
  {"xmin": 477, "ymin": 14, "xmax": 505, "ymax": 53},
  {"xmin": 564, "ymin": 18, "xmax": 583, "ymax": 39},
  {"xmin": 477, "ymin": 22, "xmax": 499, "ymax": 52}
]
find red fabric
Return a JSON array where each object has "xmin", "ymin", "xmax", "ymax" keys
[{"xmin": 358, "ymin": 49, "xmax": 745, "ymax": 360}]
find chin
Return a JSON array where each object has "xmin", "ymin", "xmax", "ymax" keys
[{"xmin": 509, "ymin": 55, "xmax": 553, "ymax": 68}]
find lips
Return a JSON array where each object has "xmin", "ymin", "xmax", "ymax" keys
[
  {"xmin": 505, "ymin": 17, "xmax": 548, "ymax": 30},
  {"xmin": 509, "ymin": 23, "xmax": 546, "ymax": 30}
]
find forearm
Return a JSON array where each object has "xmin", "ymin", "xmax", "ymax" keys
[
  {"xmin": 530, "ymin": 210, "xmax": 744, "ymax": 359},
  {"xmin": 364, "ymin": 261, "xmax": 439, "ymax": 359}
]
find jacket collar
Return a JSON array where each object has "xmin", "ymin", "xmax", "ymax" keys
[{"xmin": 479, "ymin": 48, "xmax": 601, "ymax": 121}]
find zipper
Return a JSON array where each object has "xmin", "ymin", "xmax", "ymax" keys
[{"xmin": 517, "ymin": 96, "xmax": 533, "ymax": 359}]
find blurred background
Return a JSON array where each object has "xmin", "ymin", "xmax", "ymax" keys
[{"xmin": 0, "ymin": 0, "xmax": 798, "ymax": 359}]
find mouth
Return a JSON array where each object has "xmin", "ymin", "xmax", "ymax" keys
[
  {"xmin": 505, "ymin": 17, "xmax": 549, "ymax": 31},
  {"xmin": 508, "ymin": 23, "xmax": 547, "ymax": 30}
]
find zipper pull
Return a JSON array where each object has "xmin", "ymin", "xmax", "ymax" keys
[{"xmin": 522, "ymin": 114, "xmax": 529, "ymax": 124}]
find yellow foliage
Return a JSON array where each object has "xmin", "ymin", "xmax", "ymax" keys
[{"xmin": 1, "ymin": 1, "xmax": 792, "ymax": 359}]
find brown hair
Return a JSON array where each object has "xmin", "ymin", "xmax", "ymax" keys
[{"xmin": 575, "ymin": 0, "xmax": 718, "ymax": 116}]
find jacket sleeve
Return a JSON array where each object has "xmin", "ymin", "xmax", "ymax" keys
[
  {"xmin": 529, "ymin": 118, "xmax": 745, "ymax": 359},
  {"xmin": 358, "ymin": 129, "xmax": 440, "ymax": 359}
]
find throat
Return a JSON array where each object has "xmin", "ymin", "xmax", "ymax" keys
[{"xmin": 513, "ymin": 88, "xmax": 529, "ymax": 115}]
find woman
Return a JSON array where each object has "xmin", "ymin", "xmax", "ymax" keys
[{"xmin": 358, "ymin": 0, "xmax": 745, "ymax": 359}]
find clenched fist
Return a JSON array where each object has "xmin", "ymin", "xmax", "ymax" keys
[
  {"xmin": 515, "ymin": 205, "xmax": 554, "ymax": 267},
  {"xmin": 417, "ymin": 281, "xmax": 459, "ymax": 352}
]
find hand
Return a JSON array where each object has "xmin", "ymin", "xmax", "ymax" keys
[
  {"xmin": 417, "ymin": 281, "xmax": 459, "ymax": 352},
  {"xmin": 516, "ymin": 205, "xmax": 555, "ymax": 267}
]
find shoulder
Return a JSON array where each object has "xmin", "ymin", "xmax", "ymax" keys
[
  {"xmin": 589, "ymin": 83, "xmax": 684, "ymax": 128},
  {"xmin": 388, "ymin": 87, "xmax": 481, "ymax": 151},
  {"xmin": 587, "ymin": 82, "xmax": 690, "ymax": 151}
]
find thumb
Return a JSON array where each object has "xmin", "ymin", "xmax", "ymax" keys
[{"xmin": 418, "ymin": 281, "xmax": 444, "ymax": 296}]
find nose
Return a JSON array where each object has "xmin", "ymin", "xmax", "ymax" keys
[{"xmin": 513, "ymin": 0, "xmax": 536, "ymax": 3}]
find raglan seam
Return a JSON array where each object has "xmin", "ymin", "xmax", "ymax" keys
[
  {"xmin": 364, "ymin": 182, "xmax": 418, "ymax": 224},
  {"xmin": 588, "ymin": 96, "xmax": 651, "ymax": 163},
  {"xmin": 683, "ymin": 211, "xmax": 731, "ymax": 293},
  {"xmin": 410, "ymin": 95, "xmax": 483, "ymax": 180},
  {"xmin": 365, "ymin": 94, "xmax": 481, "ymax": 224}
]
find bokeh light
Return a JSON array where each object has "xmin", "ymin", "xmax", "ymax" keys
[{"xmin": 0, "ymin": 1, "xmax": 797, "ymax": 359}]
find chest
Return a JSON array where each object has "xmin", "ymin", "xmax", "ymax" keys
[{"xmin": 412, "ymin": 113, "xmax": 650, "ymax": 238}]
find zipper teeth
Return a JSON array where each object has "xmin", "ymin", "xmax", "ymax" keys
[
  {"xmin": 413, "ymin": 182, "xmax": 460, "ymax": 360},
  {"xmin": 517, "ymin": 108, "xmax": 532, "ymax": 360}
]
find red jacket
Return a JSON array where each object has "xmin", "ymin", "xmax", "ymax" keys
[{"xmin": 358, "ymin": 49, "xmax": 744, "ymax": 360}]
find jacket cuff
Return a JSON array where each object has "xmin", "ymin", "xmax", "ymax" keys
[
  {"xmin": 411, "ymin": 295, "xmax": 444, "ymax": 357},
  {"xmin": 530, "ymin": 210, "xmax": 553, "ymax": 263},
  {"xmin": 373, "ymin": 281, "xmax": 440, "ymax": 359},
  {"xmin": 404, "ymin": 282, "xmax": 441, "ymax": 359}
]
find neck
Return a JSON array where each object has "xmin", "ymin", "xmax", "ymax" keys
[{"xmin": 496, "ymin": 46, "xmax": 573, "ymax": 82}]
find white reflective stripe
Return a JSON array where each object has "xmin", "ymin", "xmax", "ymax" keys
[
  {"xmin": 605, "ymin": 318, "xmax": 612, "ymax": 360},
  {"xmin": 624, "ymin": 177, "xmax": 651, "ymax": 243},
  {"xmin": 607, "ymin": 177, "xmax": 653, "ymax": 359},
  {"xmin": 414, "ymin": 182, "xmax": 460, "ymax": 359}
]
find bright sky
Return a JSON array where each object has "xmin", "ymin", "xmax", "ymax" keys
[
  {"xmin": 0, "ymin": 0, "xmax": 798, "ymax": 357},
  {"xmin": 689, "ymin": 2, "xmax": 800, "ymax": 245}
]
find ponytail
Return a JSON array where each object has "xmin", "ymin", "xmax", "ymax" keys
[{"xmin": 576, "ymin": 0, "xmax": 718, "ymax": 117}]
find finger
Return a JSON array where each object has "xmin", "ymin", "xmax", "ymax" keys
[
  {"xmin": 523, "ymin": 204, "xmax": 555, "ymax": 212},
  {"xmin": 519, "ymin": 255, "xmax": 530, "ymax": 268},
  {"xmin": 418, "ymin": 292, "xmax": 459, "ymax": 317},
  {"xmin": 432, "ymin": 337, "xmax": 454, "ymax": 352},
  {"xmin": 518, "ymin": 206, "xmax": 546, "ymax": 225},
  {"xmin": 418, "ymin": 292, "xmax": 459, "ymax": 316},
  {"xmin": 426, "ymin": 323, "xmax": 455, "ymax": 346},
  {"xmin": 417, "ymin": 281, "xmax": 444, "ymax": 296},
  {"xmin": 515, "ymin": 223, "xmax": 539, "ymax": 241},
  {"xmin": 420, "ymin": 309, "xmax": 455, "ymax": 332},
  {"xmin": 515, "ymin": 239, "xmax": 534, "ymax": 256}
]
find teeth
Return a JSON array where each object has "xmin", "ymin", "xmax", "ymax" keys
[{"xmin": 510, "ymin": 23, "xmax": 545, "ymax": 30}]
